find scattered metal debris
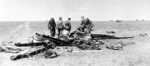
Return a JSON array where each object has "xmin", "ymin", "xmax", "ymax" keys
[{"xmin": 5, "ymin": 32, "xmax": 134, "ymax": 60}]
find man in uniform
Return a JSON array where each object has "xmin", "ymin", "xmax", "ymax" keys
[
  {"xmin": 84, "ymin": 18, "xmax": 94, "ymax": 33},
  {"xmin": 78, "ymin": 16, "xmax": 86, "ymax": 32},
  {"xmin": 56, "ymin": 17, "xmax": 64, "ymax": 37},
  {"xmin": 64, "ymin": 18, "xmax": 71, "ymax": 33},
  {"xmin": 48, "ymin": 18, "xmax": 56, "ymax": 37}
]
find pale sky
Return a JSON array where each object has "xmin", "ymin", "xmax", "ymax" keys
[{"xmin": 0, "ymin": 0, "xmax": 150, "ymax": 21}]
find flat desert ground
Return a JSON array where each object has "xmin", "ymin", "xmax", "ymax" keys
[{"xmin": 0, "ymin": 21, "xmax": 150, "ymax": 66}]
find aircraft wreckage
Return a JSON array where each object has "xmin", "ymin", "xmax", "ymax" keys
[{"xmin": 9, "ymin": 30, "xmax": 134, "ymax": 61}]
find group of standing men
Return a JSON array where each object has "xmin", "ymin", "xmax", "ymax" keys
[
  {"xmin": 48, "ymin": 17, "xmax": 71, "ymax": 37},
  {"xmin": 48, "ymin": 16, "xmax": 94, "ymax": 37}
]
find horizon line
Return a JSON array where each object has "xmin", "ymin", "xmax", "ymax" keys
[{"xmin": 0, "ymin": 20, "xmax": 150, "ymax": 22}]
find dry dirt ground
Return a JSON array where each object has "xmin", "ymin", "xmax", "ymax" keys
[{"xmin": 0, "ymin": 32, "xmax": 150, "ymax": 66}]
